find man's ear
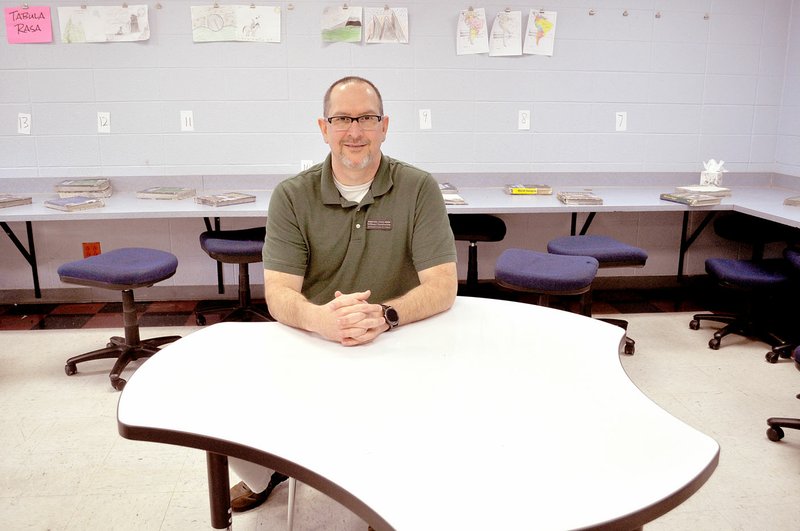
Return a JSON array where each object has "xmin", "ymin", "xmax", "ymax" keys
[{"xmin": 318, "ymin": 117, "xmax": 330, "ymax": 145}]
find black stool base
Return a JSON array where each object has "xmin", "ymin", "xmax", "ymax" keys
[
  {"xmin": 599, "ymin": 318, "xmax": 636, "ymax": 355},
  {"xmin": 689, "ymin": 311, "xmax": 794, "ymax": 362},
  {"xmin": 65, "ymin": 334, "xmax": 179, "ymax": 391},
  {"xmin": 767, "ymin": 417, "xmax": 800, "ymax": 441},
  {"xmin": 195, "ymin": 301, "xmax": 273, "ymax": 325}
]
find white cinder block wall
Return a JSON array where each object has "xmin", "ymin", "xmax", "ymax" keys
[{"xmin": 1, "ymin": 0, "xmax": 800, "ymax": 300}]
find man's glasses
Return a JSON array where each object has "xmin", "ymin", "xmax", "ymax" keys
[{"xmin": 325, "ymin": 115, "xmax": 383, "ymax": 131}]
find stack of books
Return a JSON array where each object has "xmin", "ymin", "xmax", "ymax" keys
[
  {"xmin": 556, "ymin": 191, "xmax": 603, "ymax": 205},
  {"xmin": 195, "ymin": 192, "xmax": 256, "ymax": 207},
  {"xmin": 784, "ymin": 195, "xmax": 800, "ymax": 206},
  {"xmin": 660, "ymin": 191, "xmax": 721, "ymax": 207},
  {"xmin": 438, "ymin": 182, "xmax": 467, "ymax": 205},
  {"xmin": 55, "ymin": 178, "xmax": 112, "ymax": 198},
  {"xmin": 674, "ymin": 184, "xmax": 731, "ymax": 197},
  {"xmin": 0, "ymin": 194, "xmax": 33, "ymax": 209},
  {"xmin": 503, "ymin": 183, "xmax": 553, "ymax": 195},
  {"xmin": 44, "ymin": 196, "xmax": 105, "ymax": 212},
  {"xmin": 136, "ymin": 186, "xmax": 196, "ymax": 200}
]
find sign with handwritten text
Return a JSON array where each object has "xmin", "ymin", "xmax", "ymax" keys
[{"xmin": 4, "ymin": 6, "xmax": 52, "ymax": 44}]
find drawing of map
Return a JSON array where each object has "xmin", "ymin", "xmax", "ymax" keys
[
  {"xmin": 489, "ymin": 10, "xmax": 521, "ymax": 56},
  {"xmin": 523, "ymin": 10, "xmax": 557, "ymax": 56},
  {"xmin": 191, "ymin": 5, "xmax": 280, "ymax": 43},
  {"xmin": 364, "ymin": 7, "xmax": 408, "ymax": 44},
  {"xmin": 321, "ymin": 6, "xmax": 362, "ymax": 43},
  {"xmin": 58, "ymin": 5, "xmax": 150, "ymax": 43},
  {"xmin": 456, "ymin": 8, "xmax": 488, "ymax": 55}
]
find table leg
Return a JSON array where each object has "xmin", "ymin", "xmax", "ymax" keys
[
  {"xmin": 678, "ymin": 211, "xmax": 716, "ymax": 282},
  {"xmin": 206, "ymin": 452, "xmax": 232, "ymax": 530},
  {"xmin": 569, "ymin": 212, "xmax": 596, "ymax": 236},
  {"xmin": 1, "ymin": 221, "xmax": 41, "ymax": 298}
]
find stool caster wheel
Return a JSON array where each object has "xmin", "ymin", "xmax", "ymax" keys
[
  {"xmin": 624, "ymin": 343, "xmax": 635, "ymax": 355},
  {"xmin": 196, "ymin": 314, "xmax": 206, "ymax": 326},
  {"xmin": 767, "ymin": 426, "xmax": 784, "ymax": 441},
  {"xmin": 65, "ymin": 364, "xmax": 77, "ymax": 376},
  {"xmin": 111, "ymin": 377, "xmax": 127, "ymax": 391},
  {"xmin": 689, "ymin": 319, "xmax": 700, "ymax": 330},
  {"xmin": 766, "ymin": 351, "xmax": 779, "ymax": 363},
  {"xmin": 708, "ymin": 338, "xmax": 720, "ymax": 350}
]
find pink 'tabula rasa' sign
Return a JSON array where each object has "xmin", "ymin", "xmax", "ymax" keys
[{"xmin": 5, "ymin": 6, "xmax": 52, "ymax": 44}]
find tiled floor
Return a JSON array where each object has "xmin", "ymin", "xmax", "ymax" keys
[{"xmin": 1, "ymin": 287, "xmax": 799, "ymax": 529}]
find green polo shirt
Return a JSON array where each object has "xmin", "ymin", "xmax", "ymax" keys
[{"xmin": 263, "ymin": 154, "xmax": 456, "ymax": 305}]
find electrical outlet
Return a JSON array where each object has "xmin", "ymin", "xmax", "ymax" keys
[
  {"xmin": 82, "ymin": 242, "xmax": 101, "ymax": 258},
  {"xmin": 301, "ymin": 159, "xmax": 314, "ymax": 170}
]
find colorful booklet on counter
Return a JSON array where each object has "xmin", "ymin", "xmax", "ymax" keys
[
  {"xmin": 44, "ymin": 196, "xmax": 105, "ymax": 212},
  {"xmin": 675, "ymin": 184, "xmax": 731, "ymax": 197},
  {"xmin": 0, "ymin": 194, "xmax": 33, "ymax": 209},
  {"xmin": 556, "ymin": 191, "xmax": 603, "ymax": 205},
  {"xmin": 195, "ymin": 192, "xmax": 256, "ymax": 207},
  {"xmin": 136, "ymin": 187, "xmax": 196, "ymax": 200},
  {"xmin": 660, "ymin": 192, "xmax": 721, "ymax": 207},
  {"xmin": 503, "ymin": 183, "xmax": 553, "ymax": 195},
  {"xmin": 54, "ymin": 178, "xmax": 111, "ymax": 192}
]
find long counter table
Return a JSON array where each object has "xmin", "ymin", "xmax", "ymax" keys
[{"xmin": 3, "ymin": 184, "xmax": 800, "ymax": 298}]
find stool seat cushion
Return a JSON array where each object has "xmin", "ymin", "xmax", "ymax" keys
[
  {"xmin": 58, "ymin": 247, "xmax": 178, "ymax": 289},
  {"xmin": 449, "ymin": 214, "xmax": 506, "ymax": 242},
  {"xmin": 547, "ymin": 235, "xmax": 648, "ymax": 265},
  {"xmin": 705, "ymin": 258, "xmax": 790, "ymax": 288},
  {"xmin": 495, "ymin": 248, "xmax": 599, "ymax": 292},
  {"xmin": 200, "ymin": 227, "xmax": 266, "ymax": 264}
]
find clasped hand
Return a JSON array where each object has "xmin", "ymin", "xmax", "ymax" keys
[{"xmin": 320, "ymin": 289, "xmax": 388, "ymax": 346}]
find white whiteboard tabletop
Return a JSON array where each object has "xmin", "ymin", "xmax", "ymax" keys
[{"xmin": 118, "ymin": 297, "xmax": 719, "ymax": 530}]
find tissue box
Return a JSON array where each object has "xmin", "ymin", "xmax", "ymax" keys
[{"xmin": 700, "ymin": 171, "xmax": 722, "ymax": 186}]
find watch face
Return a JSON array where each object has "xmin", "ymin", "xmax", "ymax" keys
[{"xmin": 384, "ymin": 305, "xmax": 399, "ymax": 327}]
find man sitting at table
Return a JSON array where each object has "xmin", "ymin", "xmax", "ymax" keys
[{"xmin": 228, "ymin": 76, "xmax": 458, "ymax": 512}]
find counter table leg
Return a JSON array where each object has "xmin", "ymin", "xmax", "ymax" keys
[{"xmin": 1, "ymin": 221, "xmax": 41, "ymax": 299}]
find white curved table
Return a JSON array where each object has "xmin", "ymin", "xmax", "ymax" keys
[{"xmin": 117, "ymin": 297, "xmax": 719, "ymax": 530}]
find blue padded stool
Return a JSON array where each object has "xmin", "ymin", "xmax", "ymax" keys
[
  {"xmin": 495, "ymin": 248, "xmax": 599, "ymax": 316},
  {"xmin": 690, "ymin": 256, "xmax": 794, "ymax": 362},
  {"xmin": 195, "ymin": 227, "xmax": 272, "ymax": 325},
  {"xmin": 449, "ymin": 214, "xmax": 507, "ymax": 295},
  {"xmin": 58, "ymin": 247, "xmax": 181, "ymax": 391},
  {"xmin": 547, "ymin": 235, "xmax": 648, "ymax": 355}
]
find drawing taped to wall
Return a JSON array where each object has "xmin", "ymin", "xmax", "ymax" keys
[
  {"xmin": 488, "ymin": 9, "xmax": 522, "ymax": 56},
  {"xmin": 364, "ymin": 7, "xmax": 408, "ymax": 44},
  {"xmin": 456, "ymin": 7, "xmax": 489, "ymax": 55},
  {"xmin": 191, "ymin": 4, "xmax": 280, "ymax": 43},
  {"xmin": 58, "ymin": 5, "xmax": 150, "ymax": 43},
  {"xmin": 321, "ymin": 5, "xmax": 363, "ymax": 43},
  {"xmin": 523, "ymin": 9, "xmax": 557, "ymax": 56}
]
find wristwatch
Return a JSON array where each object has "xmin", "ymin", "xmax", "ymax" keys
[{"xmin": 381, "ymin": 304, "xmax": 399, "ymax": 330}]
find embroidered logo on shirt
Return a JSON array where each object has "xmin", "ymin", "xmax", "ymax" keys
[{"xmin": 366, "ymin": 219, "xmax": 392, "ymax": 230}]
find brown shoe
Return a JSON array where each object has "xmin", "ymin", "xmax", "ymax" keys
[{"xmin": 230, "ymin": 472, "xmax": 289, "ymax": 512}]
